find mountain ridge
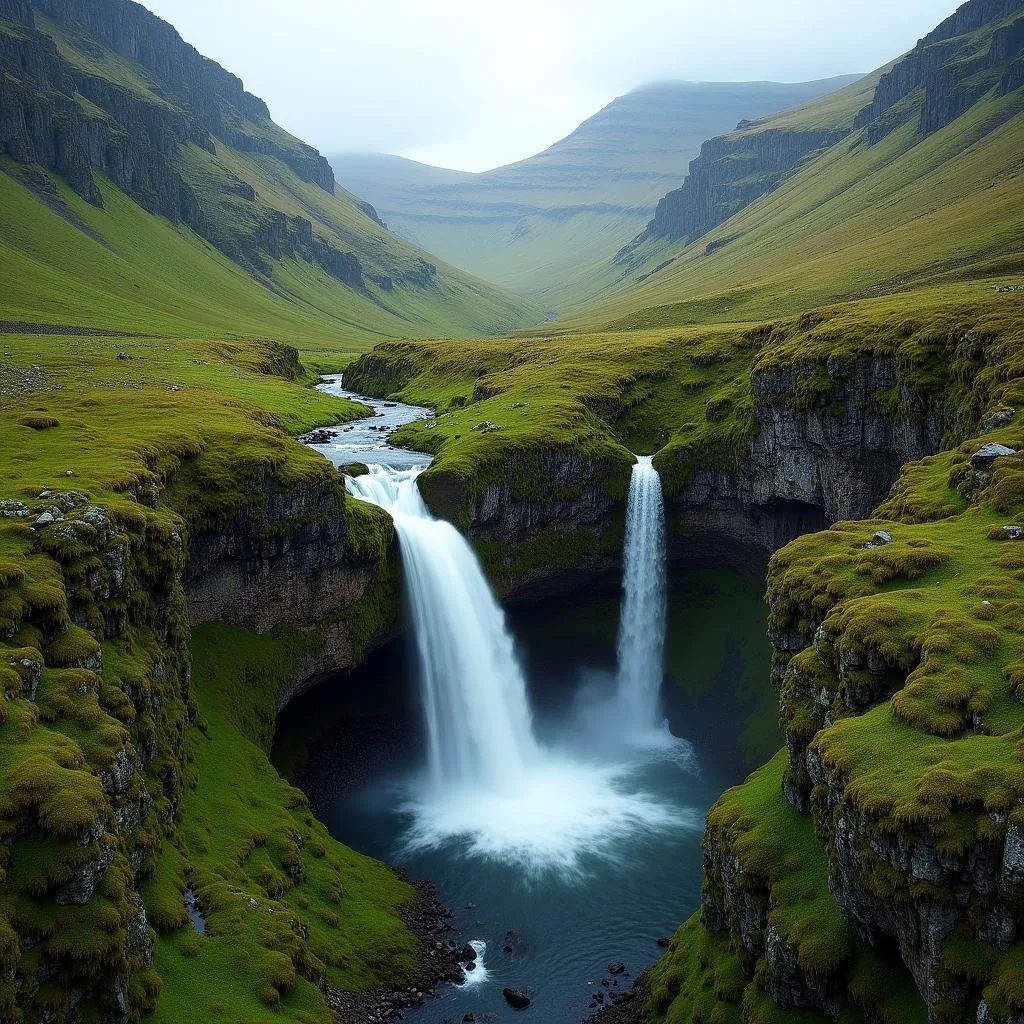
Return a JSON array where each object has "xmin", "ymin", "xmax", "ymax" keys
[
  {"xmin": 0, "ymin": 0, "xmax": 540, "ymax": 351},
  {"xmin": 329, "ymin": 76, "xmax": 861, "ymax": 309}
]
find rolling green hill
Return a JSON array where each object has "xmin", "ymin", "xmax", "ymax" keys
[
  {"xmin": 329, "ymin": 78, "xmax": 860, "ymax": 311},
  {"xmin": 0, "ymin": 0, "xmax": 541, "ymax": 366},
  {"xmin": 562, "ymin": 0, "xmax": 1024, "ymax": 331}
]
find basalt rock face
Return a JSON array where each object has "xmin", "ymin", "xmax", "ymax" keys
[
  {"xmin": 659, "ymin": 354, "xmax": 953, "ymax": 569},
  {"xmin": 856, "ymin": 0, "xmax": 1024, "ymax": 141},
  {"xmin": 0, "ymin": 0, "xmax": 372, "ymax": 286},
  {"xmin": 184, "ymin": 467, "xmax": 398, "ymax": 709},
  {"xmin": 627, "ymin": 127, "xmax": 846, "ymax": 249},
  {"xmin": 621, "ymin": 0, "xmax": 1024, "ymax": 261},
  {"xmin": 421, "ymin": 446, "xmax": 633, "ymax": 600}
]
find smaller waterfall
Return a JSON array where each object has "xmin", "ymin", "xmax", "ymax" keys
[
  {"xmin": 347, "ymin": 466, "xmax": 539, "ymax": 794},
  {"xmin": 616, "ymin": 456, "xmax": 667, "ymax": 730}
]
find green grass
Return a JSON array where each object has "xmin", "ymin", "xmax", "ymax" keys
[
  {"xmin": 0, "ymin": 329, "xmax": 410, "ymax": 1021},
  {"xmin": 645, "ymin": 753, "xmax": 926, "ymax": 1024},
  {"xmin": 144, "ymin": 623, "xmax": 418, "ymax": 1024},
  {"xmin": 560, "ymin": 76, "xmax": 1024, "ymax": 332}
]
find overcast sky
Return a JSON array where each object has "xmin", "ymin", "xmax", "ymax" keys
[{"xmin": 142, "ymin": 0, "xmax": 959, "ymax": 172}]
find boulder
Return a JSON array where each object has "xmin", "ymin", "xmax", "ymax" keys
[
  {"xmin": 971, "ymin": 443, "xmax": 1017, "ymax": 466},
  {"xmin": 502, "ymin": 988, "xmax": 530, "ymax": 1009}
]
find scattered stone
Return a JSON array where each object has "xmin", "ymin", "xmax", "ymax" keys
[
  {"xmin": 971, "ymin": 442, "xmax": 1017, "ymax": 466},
  {"xmin": 65, "ymin": 469, "xmax": 74, "ymax": 477},
  {"xmin": 462, "ymin": 1014, "xmax": 476, "ymax": 1023},
  {"xmin": 511, "ymin": 401, "xmax": 528, "ymax": 409},
  {"xmin": 458, "ymin": 944, "xmax": 477, "ymax": 963},
  {"xmin": 656, "ymin": 936, "xmax": 672, "ymax": 947},
  {"xmin": 34, "ymin": 512, "xmax": 55, "ymax": 527},
  {"xmin": 0, "ymin": 499, "xmax": 29, "ymax": 518},
  {"xmin": 471, "ymin": 420, "xmax": 505, "ymax": 433},
  {"xmin": 593, "ymin": 991, "xmax": 605, "ymax": 1002},
  {"xmin": 607, "ymin": 961, "xmax": 626, "ymax": 976},
  {"xmin": 116, "ymin": 352, "xmax": 130, "ymax": 360},
  {"xmin": 994, "ymin": 284, "xmax": 1024, "ymax": 293},
  {"xmin": 248, "ymin": 897, "xmax": 258, "ymax": 908},
  {"xmin": 982, "ymin": 407, "xmax": 1016, "ymax": 432},
  {"xmin": 1000, "ymin": 526, "xmax": 1023, "ymax": 540},
  {"xmin": 861, "ymin": 530, "xmax": 893, "ymax": 550},
  {"xmin": 502, "ymin": 987, "xmax": 531, "ymax": 1009},
  {"xmin": 303, "ymin": 428, "xmax": 336, "ymax": 444},
  {"xmin": 464, "ymin": 961, "xmax": 475, "ymax": 972}
]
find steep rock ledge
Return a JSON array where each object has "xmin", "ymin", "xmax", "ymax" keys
[{"xmin": 181, "ymin": 466, "xmax": 399, "ymax": 708}]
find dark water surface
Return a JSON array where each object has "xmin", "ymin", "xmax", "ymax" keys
[{"xmin": 272, "ymin": 570, "xmax": 774, "ymax": 1023}]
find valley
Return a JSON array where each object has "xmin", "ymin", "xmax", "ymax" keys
[{"xmin": 1, "ymin": 1, "xmax": 1023, "ymax": 1023}]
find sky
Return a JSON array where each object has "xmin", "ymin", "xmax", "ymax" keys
[{"xmin": 142, "ymin": 0, "xmax": 960, "ymax": 172}]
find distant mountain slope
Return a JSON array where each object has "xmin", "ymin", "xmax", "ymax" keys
[
  {"xmin": 329, "ymin": 77, "xmax": 860, "ymax": 310},
  {"xmin": 568, "ymin": 0, "xmax": 1024, "ymax": 331},
  {"xmin": 0, "ymin": 0, "xmax": 540, "ymax": 351}
]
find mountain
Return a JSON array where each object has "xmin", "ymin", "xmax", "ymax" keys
[
  {"xmin": 329, "ymin": 77, "xmax": 861, "ymax": 310},
  {"xmin": 571, "ymin": 0, "xmax": 1024, "ymax": 330},
  {"xmin": 0, "ymin": 0, "xmax": 540, "ymax": 358}
]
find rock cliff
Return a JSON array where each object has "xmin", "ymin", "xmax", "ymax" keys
[
  {"xmin": 0, "ymin": 0, "xmax": 377, "ymax": 290},
  {"xmin": 620, "ymin": 0, "xmax": 1024, "ymax": 258}
]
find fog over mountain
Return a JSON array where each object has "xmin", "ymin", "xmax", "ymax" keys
[{"xmin": 141, "ymin": 0, "xmax": 958, "ymax": 169}]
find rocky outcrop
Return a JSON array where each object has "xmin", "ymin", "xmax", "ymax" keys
[
  {"xmin": 625, "ymin": 127, "xmax": 846, "ymax": 250},
  {"xmin": 856, "ymin": 0, "xmax": 1024, "ymax": 141},
  {"xmin": 621, "ymin": 0, "xmax": 1024, "ymax": 261},
  {"xmin": 657, "ymin": 353, "xmax": 954, "ymax": 569},
  {"xmin": 0, "ymin": 489, "xmax": 190, "ymax": 1022},
  {"xmin": 421, "ymin": 445, "xmax": 632, "ymax": 599},
  {"xmin": 183, "ymin": 465, "xmax": 398, "ymax": 708},
  {"xmin": 31, "ymin": 0, "xmax": 335, "ymax": 192},
  {"xmin": 0, "ymin": 0, "xmax": 375, "ymax": 288}
]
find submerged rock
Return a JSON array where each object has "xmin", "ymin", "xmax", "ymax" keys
[{"xmin": 502, "ymin": 987, "xmax": 530, "ymax": 1009}]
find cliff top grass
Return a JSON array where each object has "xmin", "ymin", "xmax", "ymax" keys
[
  {"xmin": 0, "ymin": 328, "xmax": 410, "ymax": 1020},
  {"xmin": 345, "ymin": 285, "xmax": 1023, "ymax": 514}
]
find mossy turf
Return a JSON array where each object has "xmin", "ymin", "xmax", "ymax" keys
[
  {"xmin": 345, "ymin": 284, "xmax": 1024, "ymax": 513},
  {"xmin": 646, "ymin": 754, "xmax": 926, "ymax": 1024},
  {"xmin": 144, "ymin": 624, "xmax": 417, "ymax": 1024},
  {"xmin": 0, "ymin": 331, "xmax": 411, "ymax": 1020}
]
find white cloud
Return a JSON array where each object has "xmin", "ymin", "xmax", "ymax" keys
[{"xmin": 141, "ymin": 0, "xmax": 959, "ymax": 171}]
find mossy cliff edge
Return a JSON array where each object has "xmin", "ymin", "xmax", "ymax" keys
[{"xmin": 0, "ymin": 334, "xmax": 418, "ymax": 1024}]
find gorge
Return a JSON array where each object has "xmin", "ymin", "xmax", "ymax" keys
[{"xmin": 2, "ymin": 0, "xmax": 1024, "ymax": 1023}]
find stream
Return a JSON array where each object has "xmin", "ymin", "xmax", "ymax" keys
[{"xmin": 278, "ymin": 379, "xmax": 776, "ymax": 1022}]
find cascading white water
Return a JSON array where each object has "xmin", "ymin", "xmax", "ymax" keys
[
  {"xmin": 616, "ymin": 456, "xmax": 667, "ymax": 730},
  {"xmin": 348, "ymin": 463, "xmax": 687, "ymax": 872},
  {"xmin": 347, "ymin": 466, "xmax": 539, "ymax": 793}
]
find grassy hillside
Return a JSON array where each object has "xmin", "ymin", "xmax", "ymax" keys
[
  {"xmin": 330, "ymin": 78, "xmax": 860, "ymax": 311},
  {"xmin": 0, "ymin": 0, "xmax": 540, "ymax": 366},
  {"xmin": 561, "ymin": 5, "xmax": 1024, "ymax": 331}
]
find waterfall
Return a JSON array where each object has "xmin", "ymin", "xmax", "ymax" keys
[
  {"xmin": 616, "ymin": 456, "xmax": 667, "ymax": 730},
  {"xmin": 347, "ymin": 463, "xmax": 685, "ymax": 872},
  {"xmin": 347, "ymin": 466, "xmax": 539, "ymax": 793}
]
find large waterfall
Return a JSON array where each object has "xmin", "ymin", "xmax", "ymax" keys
[
  {"xmin": 348, "ymin": 463, "xmax": 684, "ymax": 872},
  {"xmin": 616, "ymin": 456, "xmax": 667, "ymax": 731},
  {"xmin": 347, "ymin": 466, "xmax": 539, "ymax": 792}
]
